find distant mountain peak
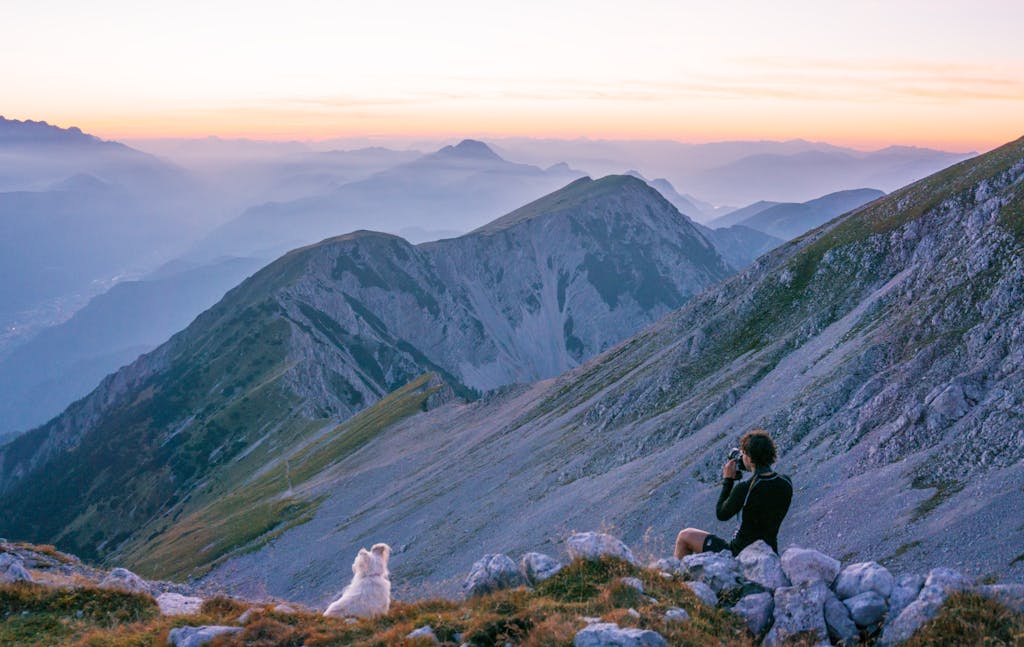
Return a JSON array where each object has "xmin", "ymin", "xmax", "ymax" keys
[
  {"xmin": 433, "ymin": 139, "xmax": 503, "ymax": 161},
  {"xmin": 0, "ymin": 116, "xmax": 103, "ymax": 146},
  {"xmin": 471, "ymin": 174, "xmax": 670, "ymax": 234}
]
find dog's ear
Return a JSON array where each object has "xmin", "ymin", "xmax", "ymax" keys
[
  {"xmin": 371, "ymin": 543, "xmax": 391, "ymax": 561},
  {"xmin": 352, "ymin": 549, "xmax": 371, "ymax": 575}
]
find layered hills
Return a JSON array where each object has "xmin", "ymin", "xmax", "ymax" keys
[
  {"xmin": 188, "ymin": 139, "xmax": 585, "ymax": 259},
  {"xmin": 708, "ymin": 188, "xmax": 886, "ymax": 240},
  {"xmin": 0, "ymin": 174, "xmax": 733, "ymax": 574}
]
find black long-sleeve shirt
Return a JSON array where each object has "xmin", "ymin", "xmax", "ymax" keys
[{"xmin": 717, "ymin": 470, "xmax": 793, "ymax": 554}]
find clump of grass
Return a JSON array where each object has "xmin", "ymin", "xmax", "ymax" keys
[
  {"xmin": 536, "ymin": 556, "xmax": 639, "ymax": 603},
  {"xmin": 903, "ymin": 591, "xmax": 1024, "ymax": 647}
]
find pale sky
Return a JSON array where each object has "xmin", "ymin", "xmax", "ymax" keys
[{"xmin": 3, "ymin": 0, "xmax": 1022, "ymax": 150}]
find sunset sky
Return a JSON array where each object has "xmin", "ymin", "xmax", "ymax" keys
[{"xmin": 3, "ymin": 0, "xmax": 1022, "ymax": 151}]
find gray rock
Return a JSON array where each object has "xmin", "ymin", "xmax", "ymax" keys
[
  {"xmin": 680, "ymin": 551, "xmax": 742, "ymax": 593},
  {"xmin": 683, "ymin": 580, "xmax": 718, "ymax": 607},
  {"xmin": 651, "ymin": 557, "xmax": 685, "ymax": 576},
  {"xmin": 619, "ymin": 577, "xmax": 644, "ymax": 593},
  {"xmin": 407, "ymin": 625, "xmax": 440, "ymax": 644},
  {"xmin": 273, "ymin": 603, "xmax": 297, "ymax": 614},
  {"xmin": 843, "ymin": 590, "xmax": 888, "ymax": 627},
  {"xmin": 878, "ymin": 568, "xmax": 974, "ymax": 646},
  {"xmin": 780, "ymin": 547, "xmax": 840, "ymax": 588},
  {"xmin": 567, "ymin": 532, "xmax": 638, "ymax": 566},
  {"xmin": 834, "ymin": 561, "xmax": 895, "ymax": 600},
  {"xmin": 462, "ymin": 554, "xmax": 526, "ymax": 597},
  {"xmin": 573, "ymin": 622, "xmax": 667, "ymax": 647},
  {"xmin": 764, "ymin": 582, "xmax": 829, "ymax": 647},
  {"xmin": 236, "ymin": 609, "xmax": 256, "ymax": 624},
  {"xmin": 663, "ymin": 607, "xmax": 690, "ymax": 622},
  {"xmin": 824, "ymin": 589, "xmax": 858, "ymax": 645},
  {"xmin": 887, "ymin": 574, "xmax": 925, "ymax": 620},
  {"xmin": 737, "ymin": 540, "xmax": 789, "ymax": 591},
  {"xmin": 167, "ymin": 625, "xmax": 242, "ymax": 647},
  {"xmin": 0, "ymin": 552, "xmax": 33, "ymax": 584},
  {"xmin": 99, "ymin": 567, "xmax": 151, "ymax": 594},
  {"xmin": 156, "ymin": 592, "xmax": 204, "ymax": 616},
  {"xmin": 731, "ymin": 592, "xmax": 774, "ymax": 636},
  {"xmin": 979, "ymin": 583, "xmax": 1024, "ymax": 613},
  {"xmin": 520, "ymin": 552, "xmax": 563, "ymax": 585}
]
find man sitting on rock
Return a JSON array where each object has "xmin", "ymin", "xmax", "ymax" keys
[{"xmin": 675, "ymin": 429, "xmax": 792, "ymax": 557}]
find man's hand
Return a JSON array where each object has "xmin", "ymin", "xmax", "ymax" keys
[{"xmin": 722, "ymin": 459, "xmax": 738, "ymax": 480}]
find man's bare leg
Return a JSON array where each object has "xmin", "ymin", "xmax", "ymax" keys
[{"xmin": 674, "ymin": 528, "xmax": 709, "ymax": 559}]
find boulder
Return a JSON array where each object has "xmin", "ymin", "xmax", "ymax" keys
[
  {"xmin": 167, "ymin": 625, "xmax": 242, "ymax": 647},
  {"xmin": 834, "ymin": 561, "xmax": 894, "ymax": 600},
  {"xmin": 763, "ymin": 581, "xmax": 829, "ymax": 647},
  {"xmin": 663, "ymin": 607, "xmax": 690, "ymax": 622},
  {"xmin": 573, "ymin": 622, "xmax": 667, "ymax": 647},
  {"xmin": 680, "ymin": 551, "xmax": 743, "ymax": 593},
  {"xmin": 878, "ymin": 568, "xmax": 974, "ymax": 646},
  {"xmin": 0, "ymin": 552, "xmax": 33, "ymax": 584},
  {"xmin": 979, "ymin": 583, "xmax": 1024, "ymax": 613},
  {"xmin": 683, "ymin": 580, "xmax": 718, "ymax": 607},
  {"xmin": 407, "ymin": 625, "xmax": 440, "ymax": 644},
  {"xmin": 521, "ymin": 552, "xmax": 563, "ymax": 585},
  {"xmin": 737, "ymin": 540, "xmax": 790, "ymax": 591},
  {"xmin": 731, "ymin": 591, "xmax": 774, "ymax": 636},
  {"xmin": 99, "ymin": 567, "xmax": 151, "ymax": 594},
  {"xmin": 824, "ymin": 589, "xmax": 858, "ymax": 646},
  {"xmin": 156, "ymin": 592, "xmax": 204, "ymax": 616},
  {"xmin": 462, "ymin": 554, "xmax": 526, "ymax": 597},
  {"xmin": 780, "ymin": 547, "xmax": 840, "ymax": 587},
  {"xmin": 887, "ymin": 574, "xmax": 924, "ymax": 620},
  {"xmin": 843, "ymin": 590, "xmax": 888, "ymax": 626},
  {"xmin": 619, "ymin": 577, "xmax": 644, "ymax": 593},
  {"xmin": 567, "ymin": 533, "xmax": 639, "ymax": 566},
  {"xmin": 651, "ymin": 557, "xmax": 684, "ymax": 575}
]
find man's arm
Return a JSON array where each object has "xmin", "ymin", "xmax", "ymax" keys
[{"xmin": 717, "ymin": 477, "xmax": 748, "ymax": 521}]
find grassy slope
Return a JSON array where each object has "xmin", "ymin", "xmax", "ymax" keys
[
  {"xmin": 117, "ymin": 374, "xmax": 446, "ymax": 580},
  {"xmin": 3, "ymin": 559, "xmax": 1021, "ymax": 646}
]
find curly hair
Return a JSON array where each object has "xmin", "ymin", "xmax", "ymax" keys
[{"xmin": 740, "ymin": 429, "xmax": 777, "ymax": 468}]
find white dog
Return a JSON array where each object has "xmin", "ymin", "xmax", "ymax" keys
[{"xmin": 323, "ymin": 543, "xmax": 391, "ymax": 618}]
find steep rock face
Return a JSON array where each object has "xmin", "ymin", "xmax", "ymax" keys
[
  {"xmin": 0, "ymin": 175, "xmax": 732, "ymax": 572},
  {"xmin": 193, "ymin": 137, "xmax": 1024, "ymax": 604}
]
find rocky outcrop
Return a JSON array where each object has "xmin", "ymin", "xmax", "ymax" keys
[
  {"xmin": 738, "ymin": 540, "xmax": 790, "ymax": 591},
  {"xmin": 167, "ymin": 625, "xmax": 242, "ymax": 647},
  {"xmin": 574, "ymin": 622, "xmax": 667, "ymax": 647},
  {"xmin": 99, "ymin": 567, "xmax": 151, "ymax": 594},
  {"xmin": 462, "ymin": 553, "xmax": 525, "ymax": 597},
  {"xmin": 567, "ymin": 532, "xmax": 639, "ymax": 566},
  {"xmin": 521, "ymin": 552, "xmax": 563, "ymax": 585},
  {"xmin": 781, "ymin": 548, "xmax": 841, "ymax": 588},
  {"xmin": 0, "ymin": 552, "xmax": 32, "ymax": 583}
]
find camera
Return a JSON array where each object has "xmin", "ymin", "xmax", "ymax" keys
[{"xmin": 727, "ymin": 447, "xmax": 747, "ymax": 472}]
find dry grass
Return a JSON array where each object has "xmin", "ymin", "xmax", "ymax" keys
[{"xmin": 4, "ymin": 564, "xmax": 1023, "ymax": 646}]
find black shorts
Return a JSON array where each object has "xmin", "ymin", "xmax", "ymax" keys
[{"xmin": 702, "ymin": 534, "xmax": 734, "ymax": 554}]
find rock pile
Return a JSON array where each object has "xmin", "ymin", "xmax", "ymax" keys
[{"xmin": 459, "ymin": 533, "xmax": 1024, "ymax": 647}]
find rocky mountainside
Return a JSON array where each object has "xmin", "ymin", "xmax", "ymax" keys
[
  {"xmin": 177, "ymin": 135, "xmax": 1023, "ymax": 605},
  {"xmin": 0, "ymin": 174, "xmax": 734, "ymax": 575}
]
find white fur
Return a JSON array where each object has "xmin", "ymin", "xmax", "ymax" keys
[{"xmin": 323, "ymin": 543, "xmax": 391, "ymax": 618}]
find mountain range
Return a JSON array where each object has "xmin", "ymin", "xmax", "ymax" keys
[
  {"xmin": 1, "ymin": 128, "xmax": 1018, "ymax": 612},
  {"xmin": 0, "ymin": 174, "xmax": 738, "ymax": 573},
  {"xmin": 186, "ymin": 140, "xmax": 586, "ymax": 260},
  {"xmin": 708, "ymin": 189, "xmax": 887, "ymax": 240}
]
